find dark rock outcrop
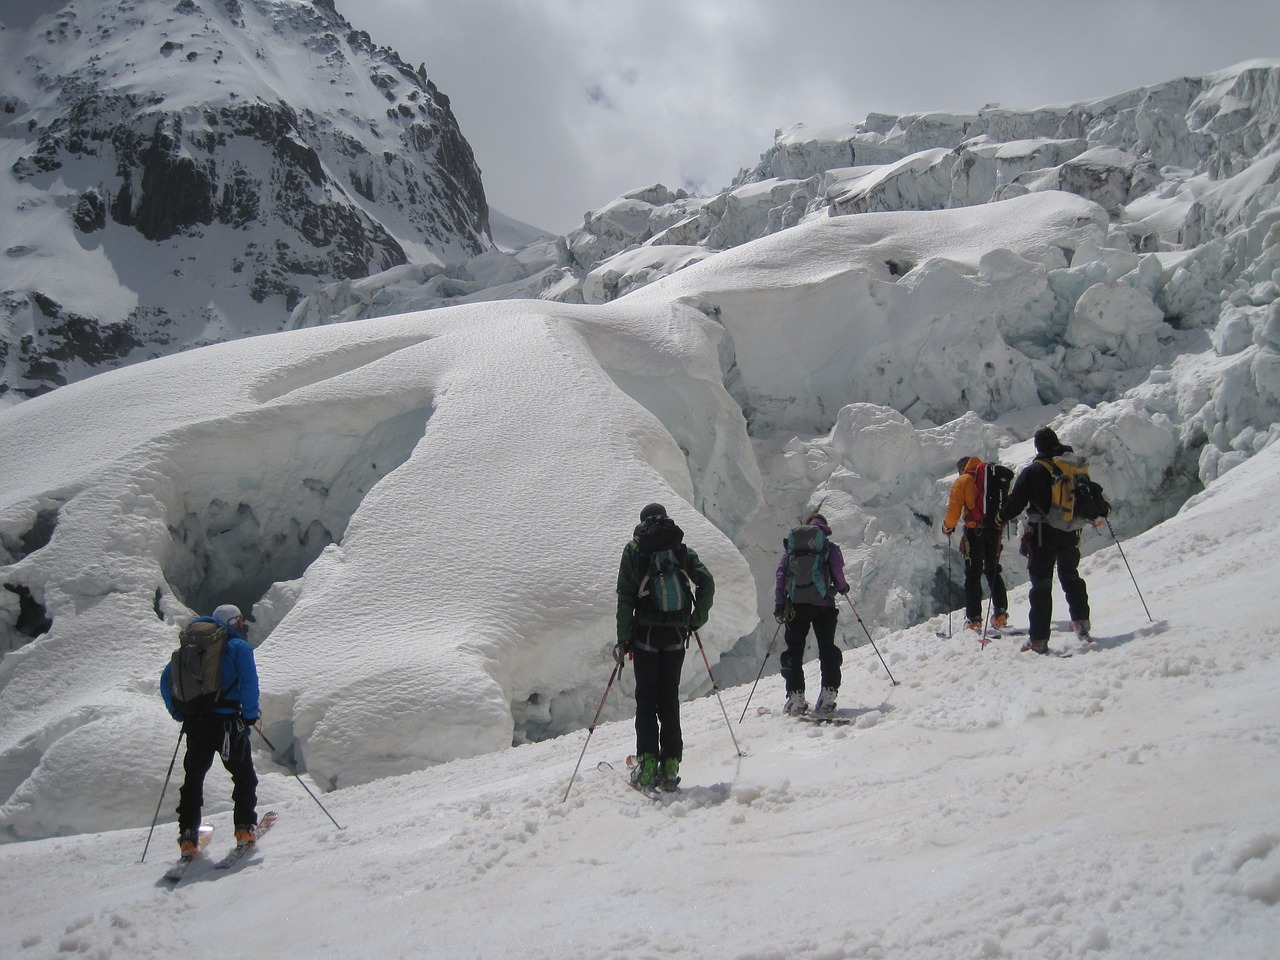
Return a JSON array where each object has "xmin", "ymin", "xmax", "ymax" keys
[{"xmin": 1, "ymin": 0, "xmax": 491, "ymax": 398}]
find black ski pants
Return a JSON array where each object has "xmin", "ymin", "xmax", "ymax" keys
[
  {"xmin": 1025, "ymin": 522, "xmax": 1090, "ymax": 642},
  {"xmin": 780, "ymin": 603, "xmax": 842, "ymax": 693},
  {"xmin": 963, "ymin": 525, "xmax": 1009, "ymax": 622},
  {"xmin": 176, "ymin": 713, "xmax": 258, "ymax": 834},
  {"xmin": 631, "ymin": 626, "xmax": 686, "ymax": 762}
]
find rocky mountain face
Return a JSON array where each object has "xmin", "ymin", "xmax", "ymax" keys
[{"xmin": 0, "ymin": 0, "xmax": 490, "ymax": 401}]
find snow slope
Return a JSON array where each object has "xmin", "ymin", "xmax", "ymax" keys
[
  {"xmin": 3, "ymin": 179, "xmax": 1279, "ymax": 838},
  {"xmin": 0, "ymin": 438, "xmax": 1275, "ymax": 960}
]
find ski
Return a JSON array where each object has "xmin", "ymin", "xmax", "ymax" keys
[
  {"xmin": 626, "ymin": 755, "xmax": 681, "ymax": 794},
  {"xmin": 597, "ymin": 761, "xmax": 663, "ymax": 800},
  {"xmin": 627, "ymin": 777, "xmax": 665, "ymax": 800},
  {"xmin": 942, "ymin": 626, "xmax": 1024, "ymax": 641},
  {"xmin": 1020, "ymin": 643, "xmax": 1074, "ymax": 658},
  {"xmin": 214, "ymin": 810, "xmax": 278, "ymax": 870},
  {"xmin": 162, "ymin": 823, "xmax": 214, "ymax": 883},
  {"xmin": 794, "ymin": 713, "xmax": 854, "ymax": 725},
  {"xmin": 756, "ymin": 705, "xmax": 853, "ymax": 726}
]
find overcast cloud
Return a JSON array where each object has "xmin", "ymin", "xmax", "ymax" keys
[{"xmin": 340, "ymin": 0, "xmax": 1280, "ymax": 235}]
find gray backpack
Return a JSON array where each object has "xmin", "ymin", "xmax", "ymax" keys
[{"xmin": 169, "ymin": 621, "xmax": 229, "ymax": 714}]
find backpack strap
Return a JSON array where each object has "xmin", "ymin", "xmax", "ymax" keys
[{"xmin": 1027, "ymin": 458, "xmax": 1061, "ymax": 523}]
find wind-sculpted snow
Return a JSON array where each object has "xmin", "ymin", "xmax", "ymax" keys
[
  {"xmin": 631, "ymin": 191, "xmax": 1111, "ymax": 431},
  {"xmin": 1, "ymin": 442, "xmax": 1279, "ymax": 959},
  {"xmin": 0, "ymin": 300, "xmax": 759, "ymax": 836}
]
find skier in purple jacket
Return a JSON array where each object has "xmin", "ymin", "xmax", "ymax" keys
[{"xmin": 773, "ymin": 513, "xmax": 850, "ymax": 717}]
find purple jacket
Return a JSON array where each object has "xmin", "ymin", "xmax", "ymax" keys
[{"xmin": 774, "ymin": 517, "xmax": 849, "ymax": 608}]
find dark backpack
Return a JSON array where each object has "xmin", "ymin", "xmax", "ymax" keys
[
  {"xmin": 1035, "ymin": 453, "xmax": 1111, "ymax": 531},
  {"xmin": 784, "ymin": 524, "xmax": 832, "ymax": 605},
  {"xmin": 971, "ymin": 462, "xmax": 1015, "ymax": 526},
  {"xmin": 169, "ymin": 620, "xmax": 229, "ymax": 715},
  {"xmin": 638, "ymin": 547, "xmax": 692, "ymax": 613}
]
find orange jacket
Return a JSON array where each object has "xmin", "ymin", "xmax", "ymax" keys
[{"xmin": 943, "ymin": 456, "xmax": 983, "ymax": 533}]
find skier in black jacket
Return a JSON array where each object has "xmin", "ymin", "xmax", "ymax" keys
[
  {"xmin": 998, "ymin": 427, "xmax": 1091, "ymax": 653},
  {"xmin": 615, "ymin": 503, "xmax": 715, "ymax": 790}
]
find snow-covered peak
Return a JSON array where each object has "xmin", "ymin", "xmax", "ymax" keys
[{"xmin": 0, "ymin": 0, "xmax": 490, "ymax": 400}]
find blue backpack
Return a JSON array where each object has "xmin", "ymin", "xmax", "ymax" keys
[{"xmin": 785, "ymin": 524, "xmax": 831, "ymax": 604}]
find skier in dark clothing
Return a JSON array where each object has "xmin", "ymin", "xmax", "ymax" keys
[
  {"xmin": 998, "ymin": 428, "xmax": 1092, "ymax": 653},
  {"xmin": 615, "ymin": 503, "xmax": 715, "ymax": 790},
  {"xmin": 160, "ymin": 603, "xmax": 260, "ymax": 856},
  {"xmin": 773, "ymin": 513, "xmax": 850, "ymax": 716}
]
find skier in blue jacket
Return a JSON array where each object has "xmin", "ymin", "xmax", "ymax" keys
[{"xmin": 160, "ymin": 603, "xmax": 260, "ymax": 857}]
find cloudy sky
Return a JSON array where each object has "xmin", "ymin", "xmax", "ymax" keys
[{"xmin": 341, "ymin": 0, "xmax": 1280, "ymax": 235}]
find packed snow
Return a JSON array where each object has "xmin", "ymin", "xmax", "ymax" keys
[{"xmin": 0, "ymin": 437, "xmax": 1276, "ymax": 958}]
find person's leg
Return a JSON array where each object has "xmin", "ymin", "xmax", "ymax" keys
[
  {"xmin": 1026, "ymin": 526, "xmax": 1056, "ymax": 646},
  {"xmin": 811, "ymin": 606, "xmax": 842, "ymax": 691},
  {"xmin": 220, "ymin": 722, "xmax": 259, "ymax": 828},
  {"xmin": 631, "ymin": 641, "xmax": 661, "ymax": 758},
  {"xmin": 1056, "ymin": 530, "xmax": 1090, "ymax": 624},
  {"xmin": 176, "ymin": 716, "xmax": 217, "ymax": 834},
  {"xmin": 779, "ymin": 608, "xmax": 814, "ymax": 694},
  {"xmin": 982, "ymin": 526, "xmax": 1009, "ymax": 614},
  {"xmin": 655, "ymin": 643, "xmax": 686, "ymax": 762},
  {"xmin": 962, "ymin": 530, "xmax": 983, "ymax": 622}
]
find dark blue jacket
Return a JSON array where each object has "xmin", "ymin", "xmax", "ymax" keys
[{"xmin": 160, "ymin": 617, "xmax": 261, "ymax": 722}]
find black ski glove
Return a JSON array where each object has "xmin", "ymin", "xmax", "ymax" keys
[{"xmin": 613, "ymin": 641, "xmax": 631, "ymax": 665}]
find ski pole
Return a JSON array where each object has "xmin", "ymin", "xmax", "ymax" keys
[
  {"xmin": 1104, "ymin": 517, "xmax": 1153, "ymax": 622},
  {"xmin": 252, "ymin": 724, "xmax": 346, "ymax": 830},
  {"xmin": 738, "ymin": 620, "xmax": 784, "ymax": 723},
  {"xmin": 840, "ymin": 593, "xmax": 899, "ymax": 686},
  {"xmin": 563, "ymin": 659, "xmax": 623, "ymax": 802},
  {"xmin": 693, "ymin": 631, "xmax": 743, "ymax": 757},
  {"xmin": 140, "ymin": 727, "xmax": 184, "ymax": 862}
]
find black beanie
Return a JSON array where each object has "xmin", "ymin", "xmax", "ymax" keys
[
  {"xmin": 1034, "ymin": 427, "xmax": 1062, "ymax": 455},
  {"xmin": 639, "ymin": 503, "xmax": 667, "ymax": 522}
]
